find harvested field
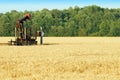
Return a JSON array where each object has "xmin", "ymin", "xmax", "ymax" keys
[{"xmin": 0, "ymin": 37, "xmax": 120, "ymax": 80}]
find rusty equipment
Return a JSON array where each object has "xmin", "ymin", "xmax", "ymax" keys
[{"xmin": 8, "ymin": 14, "xmax": 38, "ymax": 45}]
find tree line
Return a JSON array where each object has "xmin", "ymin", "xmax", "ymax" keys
[{"xmin": 0, "ymin": 5, "xmax": 120, "ymax": 36}]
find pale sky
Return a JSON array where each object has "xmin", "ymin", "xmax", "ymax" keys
[{"xmin": 0, "ymin": 0, "xmax": 120, "ymax": 13}]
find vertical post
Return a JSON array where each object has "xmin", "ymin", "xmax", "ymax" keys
[
  {"xmin": 15, "ymin": 27, "xmax": 16, "ymax": 39},
  {"xmin": 40, "ymin": 27, "xmax": 43, "ymax": 45},
  {"xmin": 24, "ymin": 27, "xmax": 26, "ymax": 39},
  {"xmin": 35, "ymin": 27, "xmax": 37, "ymax": 40}
]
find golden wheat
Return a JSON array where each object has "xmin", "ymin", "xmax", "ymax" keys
[{"xmin": 0, "ymin": 37, "xmax": 120, "ymax": 80}]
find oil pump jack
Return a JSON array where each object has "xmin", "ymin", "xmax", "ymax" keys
[{"xmin": 9, "ymin": 14, "xmax": 38, "ymax": 45}]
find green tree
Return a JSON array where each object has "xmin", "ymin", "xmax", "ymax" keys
[{"xmin": 99, "ymin": 21, "xmax": 110, "ymax": 36}]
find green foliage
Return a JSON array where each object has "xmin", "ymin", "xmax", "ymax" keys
[
  {"xmin": 0, "ymin": 5, "xmax": 120, "ymax": 36},
  {"xmin": 99, "ymin": 21, "xmax": 110, "ymax": 36}
]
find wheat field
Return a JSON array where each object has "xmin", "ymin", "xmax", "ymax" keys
[{"xmin": 0, "ymin": 37, "xmax": 120, "ymax": 80}]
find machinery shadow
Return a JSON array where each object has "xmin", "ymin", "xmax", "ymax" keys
[{"xmin": 42, "ymin": 43, "xmax": 59, "ymax": 45}]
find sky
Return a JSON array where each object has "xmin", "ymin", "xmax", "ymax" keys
[{"xmin": 0, "ymin": 0, "xmax": 120, "ymax": 13}]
